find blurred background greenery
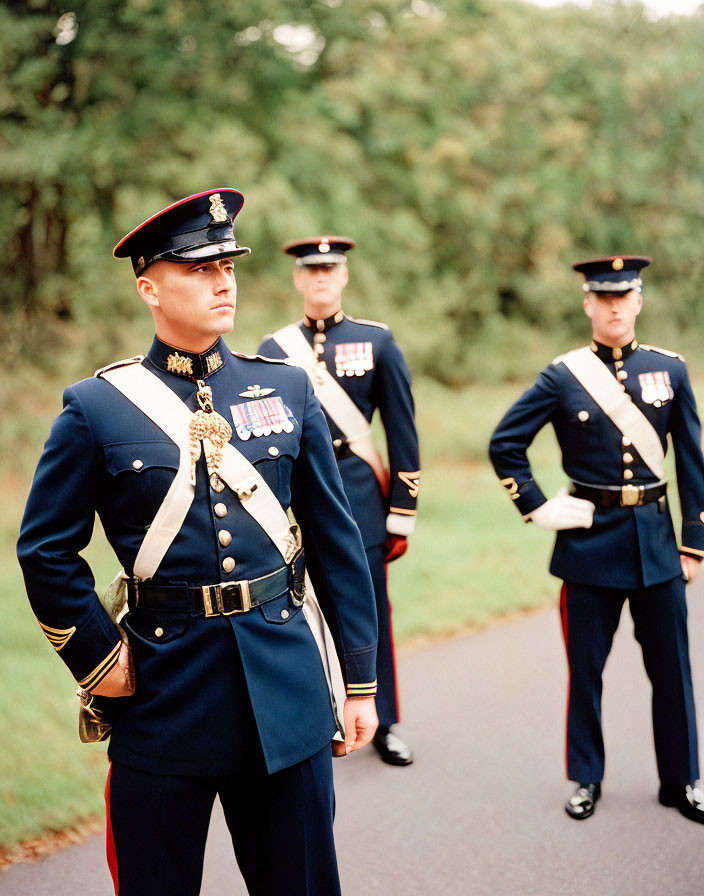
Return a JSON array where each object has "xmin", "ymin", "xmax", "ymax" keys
[{"xmin": 3, "ymin": 0, "xmax": 704, "ymax": 854}]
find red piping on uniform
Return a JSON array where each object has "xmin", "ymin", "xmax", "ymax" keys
[
  {"xmin": 559, "ymin": 583, "xmax": 570, "ymax": 779},
  {"xmin": 385, "ymin": 564, "xmax": 401, "ymax": 722},
  {"xmin": 105, "ymin": 762, "xmax": 119, "ymax": 894}
]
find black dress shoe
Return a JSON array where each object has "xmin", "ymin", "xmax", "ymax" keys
[
  {"xmin": 659, "ymin": 782, "xmax": 704, "ymax": 823},
  {"xmin": 373, "ymin": 727, "xmax": 413, "ymax": 766},
  {"xmin": 565, "ymin": 782, "xmax": 601, "ymax": 819}
]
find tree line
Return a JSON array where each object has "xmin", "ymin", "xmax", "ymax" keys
[{"xmin": 3, "ymin": 0, "xmax": 704, "ymax": 383}]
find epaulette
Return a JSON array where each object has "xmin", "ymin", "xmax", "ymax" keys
[
  {"xmin": 230, "ymin": 351, "xmax": 296, "ymax": 366},
  {"xmin": 94, "ymin": 356, "xmax": 144, "ymax": 378},
  {"xmin": 640, "ymin": 344, "xmax": 685, "ymax": 362},
  {"xmin": 345, "ymin": 316, "xmax": 389, "ymax": 330}
]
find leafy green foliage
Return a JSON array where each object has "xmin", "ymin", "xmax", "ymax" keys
[{"xmin": 3, "ymin": 0, "xmax": 704, "ymax": 383}]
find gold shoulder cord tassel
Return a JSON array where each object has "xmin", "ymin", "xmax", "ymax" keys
[{"xmin": 189, "ymin": 381, "xmax": 233, "ymax": 486}]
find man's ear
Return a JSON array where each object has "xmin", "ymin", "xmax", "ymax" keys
[
  {"xmin": 583, "ymin": 294, "xmax": 594, "ymax": 320},
  {"xmin": 137, "ymin": 275, "xmax": 159, "ymax": 309},
  {"xmin": 292, "ymin": 267, "xmax": 304, "ymax": 293},
  {"xmin": 340, "ymin": 265, "xmax": 349, "ymax": 287}
]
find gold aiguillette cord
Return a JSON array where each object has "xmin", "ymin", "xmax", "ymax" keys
[{"xmin": 189, "ymin": 380, "xmax": 233, "ymax": 485}]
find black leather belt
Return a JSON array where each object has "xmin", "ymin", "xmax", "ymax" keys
[
  {"xmin": 570, "ymin": 480, "xmax": 667, "ymax": 509},
  {"xmin": 127, "ymin": 565, "xmax": 293, "ymax": 617}
]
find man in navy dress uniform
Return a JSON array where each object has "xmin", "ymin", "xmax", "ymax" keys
[
  {"xmin": 258, "ymin": 236, "xmax": 420, "ymax": 765},
  {"xmin": 489, "ymin": 255, "xmax": 704, "ymax": 823},
  {"xmin": 17, "ymin": 190, "xmax": 379, "ymax": 895}
]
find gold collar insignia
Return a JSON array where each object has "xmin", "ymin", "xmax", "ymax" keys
[
  {"xmin": 206, "ymin": 351, "xmax": 222, "ymax": 374},
  {"xmin": 167, "ymin": 352, "xmax": 194, "ymax": 376}
]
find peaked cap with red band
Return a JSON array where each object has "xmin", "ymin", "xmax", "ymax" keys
[
  {"xmin": 113, "ymin": 188, "xmax": 251, "ymax": 275},
  {"xmin": 283, "ymin": 235, "xmax": 355, "ymax": 266}
]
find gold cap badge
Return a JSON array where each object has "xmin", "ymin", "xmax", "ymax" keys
[
  {"xmin": 319, "ymin": 242, "xmax": 330, "ymax": 253},
  {"xmin": 612, "ymin": 257, "xmax": 624, "ymax": 271},
  {"xmin": 208, "ymin": 193, "xmax": 228, "ymax": 224}
]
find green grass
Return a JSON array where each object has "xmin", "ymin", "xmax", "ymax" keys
[
  {"xmin": 0, "ymin": 371, "xmax": 692, "ymax": 849},
  {"xmin": 389, "ymin": 463, "xmax": 561, "ymax": 644},
  {"xmin": 0, "ymin": 505, "xmax": 120, "ymax": 850}
]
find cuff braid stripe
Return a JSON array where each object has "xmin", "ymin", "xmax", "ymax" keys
[
  {"xmin": 347, "ymin": 681, "xmax": 378, "ymax": 696},
  {"xmin": 78, "ymin": 641, "xmax": 122, "ymax": 691}
]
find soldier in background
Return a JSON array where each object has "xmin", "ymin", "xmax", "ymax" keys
[
  {"xmin": 17, "ymin": 191, "xmax": 379, "ymax": 895},
  {"xmin": 258, "ymin": 236, "xmax": 420, "ymax": 765},
  {"xmin": 489, "ymin": 255, "xmax": 704, "ymax": 823}
]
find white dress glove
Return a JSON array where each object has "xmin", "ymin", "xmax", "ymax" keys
[{"xmin": 528, "ymin": 488, "xmax": 595, "ymax": 531}]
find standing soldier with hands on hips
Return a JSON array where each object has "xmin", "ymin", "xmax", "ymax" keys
[
  {"xmin": 17, "ymin": 190, "xmax": 379, "ymax": 896},
  {"xmin": 489, "ymin": 256, "xmax": 704, "ymax": 823},
  {"xmin": 258, "ymin": 236, "xmax": 420, "ymax": 766}
]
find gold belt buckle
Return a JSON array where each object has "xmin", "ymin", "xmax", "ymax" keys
[
  {"xmin": 219, "ymin": 580, "xmax": 251, "ymax": 615},
  {"xmin": 621, "ymin": 484, "xmax": 643, "ymax": 506},
  {"xmin": 202, "ymin": 584, "xmax": 222, "ymax": 617},
  {"xmin": 202, "ymin": 581, "xmax": 252, "ymax": 616},
  {"xmin": 235, "ymin": 580, "xmax": 251, "ymax": 614}
]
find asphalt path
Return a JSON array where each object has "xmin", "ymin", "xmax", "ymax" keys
[{"xmin": 4, "ymin": 576, "xmax": 704, "ymax": 896}]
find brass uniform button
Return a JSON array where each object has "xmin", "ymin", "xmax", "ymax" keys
[
  {"xmin": 222, "ymin": 557, "xmax": 236, "ymax": 573},
  {"xmin": 614, "ymin": 360, "xmax": 623, "ymax": 370},
  {"xmin": 623, "ymin": 469, "xmax": 634, "ymax": 481},
  {"xmin": 268, "ymin": 446, "xmax": 280, "ymax": 457},
  {"xmin": 623, "ymin": 453, "xmax": 634, "ymax": 464},
  {"xmin": 622, "ymin": 436, "xmax": 632, "ymax": 447},
  {"xmin": 616, "ymin": 370, "xmax": 628, "ymax": 381},
  {"xmin": 612, "ymin": 347, "xmax": 623, "ymax": 361},
  {"xmin": 313, "ymin": 333, "xmax": 326, "ymax": 344},
  {"xmin": 155, "ymin": 627, "xmax": 164, "ymax": 638},
  {"xmin": 280, "ymin": 609, "xmax": 290, "ymax": 620},
  {"xmin": 218, "ymin": 530, "xmax": 232, "ymax": 547},
  {"xmin": 132, "ymin": 459, "xmax": 144, "ymax": 470},
  {"xmin": 333, "ymin": 438, "xmax": 343, "ymax": 448},
  {"xmin": 578, "ymin": 411, "xmax": 589, "ymax": 422},
  {"xmin": 214, "ymin": 503, "xmax": 228, "ymax": 518},
  {"xmin": 210, "ymin": 473, "xmax": 225, "ymax": 493},
  {"xmin": 700, "ymin": 512, "xmax": 704, "ymax": 525}
]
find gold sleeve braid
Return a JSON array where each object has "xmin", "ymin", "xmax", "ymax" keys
[
  {"xmin": 347, "ymin": 681, "xmax": 377, "ymax": 697},
  {"xmin": 78, "ymin": 641, "xmax": 122, "ymax": 691},
  {"xmin": 39, "ymin": 620, "xmax": 77, "ymax": 651}
]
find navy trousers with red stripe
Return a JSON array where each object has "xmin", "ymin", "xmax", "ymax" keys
[
  {"xmin": 560, "ymin": 577, "xmax": 699, "ymax": 788},
  {"xmin": 367, "ymin": 545, "xmax": 400, "ymax": 727},
  {"xmin": 105, "ymin": 744, "xmax": 340, "ymax": 896}
]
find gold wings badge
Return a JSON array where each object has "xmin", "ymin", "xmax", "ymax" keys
[{"xmin": 239, "ymin": 384, "xmax": 276, "ymax": 399}]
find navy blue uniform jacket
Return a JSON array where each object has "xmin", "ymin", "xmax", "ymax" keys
[
  {"xmin": 17, "ymin": 336, "xmax": 378, "ymax": 776},
  {"xmin": 259, "ymin": 315, "xmax": 420, "ymax": 548},
  {"xmin": 489, "ymin": 342, "xmax": 704, "ymax": 589}
]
